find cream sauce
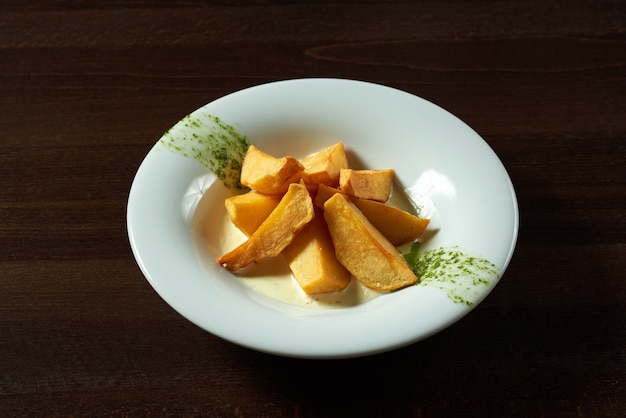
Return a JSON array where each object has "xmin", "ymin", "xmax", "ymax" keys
[
  {"xmin": 191, "ymin": 175, "xmax": 428, "ymax": 309},
  {"xmin": 218, "ymin": 211, "xmax": 385, "ymax": 308},
  {"xmin": 174, "ymin": 118, "xmax": 498, "ymax": 309}
]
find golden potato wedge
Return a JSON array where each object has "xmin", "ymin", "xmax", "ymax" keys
[
  {"xmin": 352, "ymin": 198, "xmax": 430, "ymax": 246},
  {"xmin": 225, "ymin": 189, "xmax": 350, "ymax": 294},
  {"xmin": 240, "ymin": 144, "xmax": 304, "ymax": 194},
  {"xmin": 339, "ymin": 168, "xmax": 394, "ymax": 202},
  {"xmin": 314, "ymin": 183, "xmax": 342, "ymax": 209},
  {"xmin": 315, "ymin": 184, "xmax": 428, "ymax": 246},
  {"xmin": 283, "ymin": 208, "xmax": 351, "ymax": 294},
  {"xmin": 323, "ymin": 193, "xmax": 418, "ymax": 291},
  {"xmin": 224, "ymin": 192, "xmax": 281, "ymax": 237},
  {"xmin": 217, "ymin": 182, "xmax": 314, "ymax": 271},
  {"xmin": 300, "ymin": 141, "xmax": 349, "ymax": 189}
]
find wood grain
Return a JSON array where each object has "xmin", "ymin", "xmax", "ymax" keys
[{"xmin": 1, "ymin": 1, "xmax": 624, "ymax": 416}]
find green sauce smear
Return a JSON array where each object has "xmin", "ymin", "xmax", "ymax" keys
[
  {"xmin": 160, "ymin": 113, "xmax": 250, "ymax": 192},
  {"xmin": 160, "ymin": 114, "xmax": 499, "ymax": 306},
  {"xmin": 405, "ymin": 242, "xmax": 499, "ymax": 306}
]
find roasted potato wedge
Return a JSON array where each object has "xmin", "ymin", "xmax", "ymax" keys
[
  {"xmin": 352, "ymin": 198, "xmax": 429, "ymax": 246},
  {"xmin": 314, "ymin": 183, "xmax": 341, "ymax": 209},
  {"xmin": 225, "ymin": 189, "xmax": 350, "ymax": 294},
  {"xmin": 240, "ymin": 144, "xmax": 304, "ymax": 194},
  {"xmin": 300, "ymin": 141, "xmax": 349, "ymax": 189},
  {"xmin": 224, "ymin": 192, "xmax": 281, "ymax": 237},
  {"xmin": 283, "ymin": 208, "xmax": 351, "ymax": 294},
  {"xmin": 315, "ymin": 184, "xmax": 428, "ymax": 246},
  {"xmin": 323, "ymin": 193, "xmax": 418, "ymax": 291},
  {"xmin": 339, "ymin": 168, "xmax": 394, "ymax": 202},
  {"xmin": 217, "ymin": 182, "xmax": 314, "ymax": 271}
]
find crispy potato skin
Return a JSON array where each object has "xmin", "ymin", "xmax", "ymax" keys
[
  {"xmin": 352, "ymin": 198, "xmax": 429, "ymax": 246},
  {"xmin": 323, "ymin": 193, "xmax": 418, "ymax": 291},
  {"xmin": 301, "ymin": 141, "xmax": 349, "ymax": 189},
  {"xmin": 240, "ymin": 144, "xmax": 304, "ymax": 194},
  {"xmin": 217, "ymin": 183, "xmax": 314, "ymax": 271},
  {"xmin": 339, "ymin": 168, "xmax": 394, "ymax": 202},
  {"xmin": 224, "ymin": 192, "xmax": 281, "ymax": 237},
  {"xmin": 314, "ymin": 183, "xmax": 341, "ymax": 209},
  {"xmin": 217, "ymin": 142, "xmax": 426, "ymax": 293},
  {"xmin": 283, "ymin": 208, "xmax": 351, "ymax": 294},
  {"xmin": 315, "ymin": 184, "xmax": 429, "ymax": 245},
  {"xmin": 222, "ymin": 189, "xmax": 351, "ymax": 294}
]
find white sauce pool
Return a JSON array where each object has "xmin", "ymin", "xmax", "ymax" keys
[
  {"xmin": 191, "ymin": 130, "xmax": 418, "ymax": 309},
  {"xmin": 217, "ymin": 211, "xmax": 385, "ymax": 308}
]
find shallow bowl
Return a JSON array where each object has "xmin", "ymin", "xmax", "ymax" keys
[{"xmin": 127, "ymin": 78, "xmax": 519, "ymax": 359}]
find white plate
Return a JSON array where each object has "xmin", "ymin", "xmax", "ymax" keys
[{"xmin": 127, "ymin": 78, "xmax": 519, "ymax": 359}]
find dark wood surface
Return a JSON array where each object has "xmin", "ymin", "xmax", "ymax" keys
[{"xmin": 1, "ymin": 1, "xmax": 624, "ymax": 416}]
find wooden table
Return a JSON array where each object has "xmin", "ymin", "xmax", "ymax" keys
[{"xmin": 2, "ymin": 1, "xmax": 624, "ymax": 416}]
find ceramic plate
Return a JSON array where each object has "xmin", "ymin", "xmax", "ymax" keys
[{"xmin": 127, "ymin": 78, "xmax": 518, "ymax": 359}]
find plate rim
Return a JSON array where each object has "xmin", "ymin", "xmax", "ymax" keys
[{"xmin": 127, "ymin": 78, "xmax": 519, "ymax": 359}]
